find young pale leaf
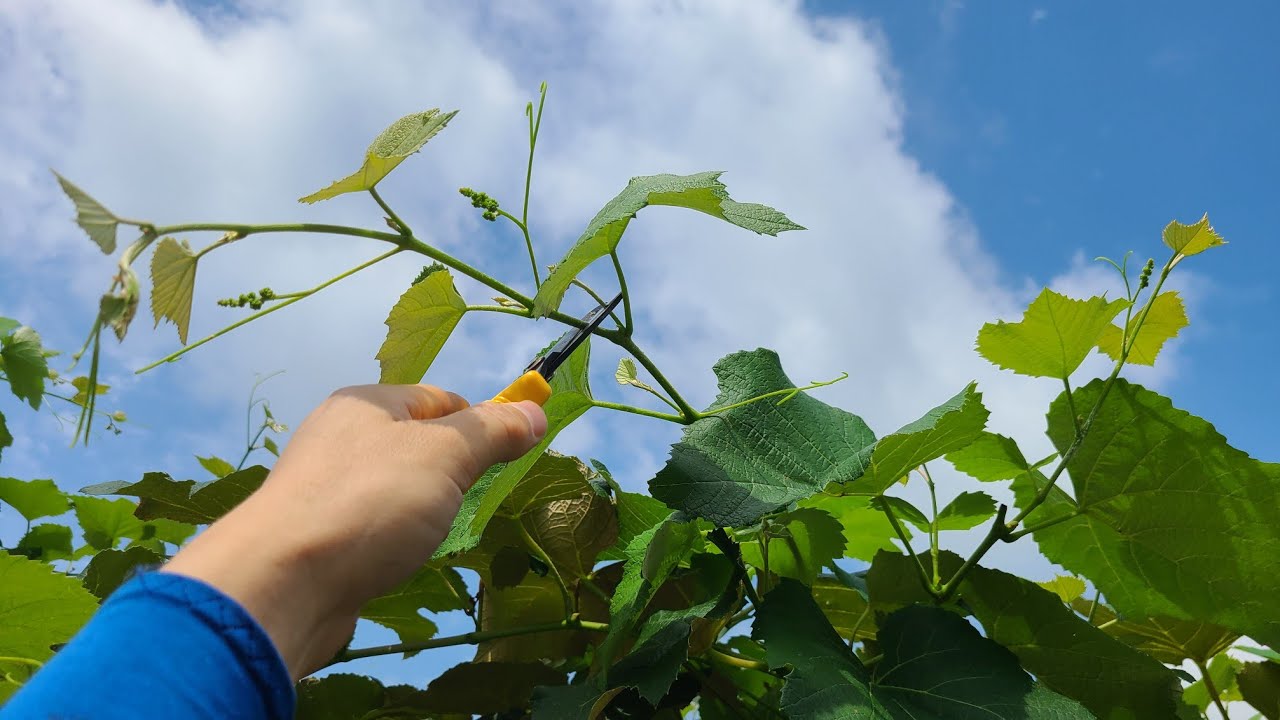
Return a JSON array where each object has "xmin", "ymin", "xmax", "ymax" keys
[
  {"xmin": 533, "ymin": 171, "xmax": 802, "ymax": 317},
  {"xmin": 0, "ymin": 554, "xmax": 99, "ymax": 670},
  {"xmin": 83, "ymin": 546, "xmax": 164, "ymax": 599},
  {"xmin": 81, "ymin": 466, "xmax": 269, "ymax": 525},
  {"xmin": 0, "ymin": 318, "xmax": 18, "ymax": 336},
  {"xmin": 741, "ymin": 507, "xmax": 846, "ymax": 584},
  {"xmin": 360, "ymin": 564, "xmax": 470, "ymax": 653},
  {"xmin": 1, "ymin": 327, "xmax": 49, "ymax": 410},
  {"xmin": 417, "ymin": 661, "xmax": 565, "ymax": 715},
  {"xmin": 71, "ymin": 496, "xmax": 145, "ymax": 550},
  {"xmin": 0, "ymin": 477, "xmax": 69, "ymax": 522},
  {"xmin": 262, "ymin": 435, "xmax": 279, "ymax": 456},
  {"xmin": 959, "ymin": 557, "xmax": 1198, "ymax": 719},
  {"xmin": 615, "ymin": 357, "xmax": 658, "ymax": 394},
  {"xmin": 69, "ymin": 377, "xmax": 109, "ymax": 407},
  {"xmin": 752, "ymin": 579, "xmax": 1092, "ymax": 719},
  {"xmin": 0, "ymin": 412, "xmax": 11, "ymax": 461},
  {"xmin": 15, "ymin": 524, "xmax": 74, "ymax": 563},
  {"xmin": 649, "ymin": 349, "xmax": 875, "ymax": 527},
  {"xmin": 149, "ymin": 237, "xmax": 199, "ymax": 344},
  {"xmin": 1237, "ymin": 661, "xmax": 1280, "ymax": 720},
  {"xmin": 1163, "ymin": 213, "xmax": 1226, "ymax": 257},
  {"xmin": 195, "ymin": 455, "xmax": 236, "ymax": 478},
  {"xmin": 946, "ymin": 432, "xmax": 1043, "ymax": 482},
  {"xmin": 934, "ymin": 490, "xmax": 996, "ymax": 531},
  {"xmin": 377, "ymin": 266, "xmax": 467, "ymax": 384},
  {"xmin": 52, "ymin": 172, "xmax": 120, "ymax": 253},
  {"xmin": 1070, "ymin": 598, "xmax": 1238, "ymax": 666},
  {"xmin": 799, "ymin": 494, "xmax": 905, "ymax": 561},
  {"xmin": 99, "ymin": 274, "xmax": 140, "ymax": 342},
  {"xmin": 1096, "ymin": 291, "xmax": 1188, "ymax": 366},
  {"xmin": 855, "ymin": 383, "xmax": 989, "ymax": 494},
  {"xmin": 1037, "ymin": 379, "xmax": 1280, "ymax": 647},
  {"xmin": 1182, "ymin": 653, "xmax": 1242, "ymax": 712},
  {"xmin": 1036, "ymin": 575, "xmax": 1086, "ymax": 603},
  {"xmin": 299, "ymin": 108, "xmax": 458, "ymax": 203},
  {"xmin": 976, "ymin": 289, "xmax": 1127, "ymax": 379}
]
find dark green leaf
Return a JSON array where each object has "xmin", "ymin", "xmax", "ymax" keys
[
  {"xmin": 376, "ymin": 266, "xmax": 467, "ymax": 384},
  {"xmin": 600, "ymin": 487, "xmax": 671, "ymax": 562},
  {"xmin": 80, "ymin": 466, "xmax": 268, "ymax": 525},
  {"xmin": 649, "ymin": 349, "xmax": 876, "ymax": 526},
  {"xmin": 1037, "ymin": 379, "xmax": 1280, "ymax": 646},
  {"xmin": 195, "ymin": 455, "xmax": 235, "ymax": 478},
  {"xmin": 0, "ymin": 411, "xmax": 11, "ymax": 461},
  {"xmin": 1, "ymin": 327, "xmax": 49, "ymax": 410},
  {"xmin": 1238, "ymin": 661, "xmax": 1280, "ymax": 720},
  {"xmin": 934, "ymin": 490, "xmax": 996, "ymax": 531},
  {"xmin": 1071, "ymin": 598, "xmax": 1238, "ymax": 665},
  {"xmin": 52, "ymin": 171, "xmax": 119, "ymax": 253},
  {"xmin": 533, "ymin": 171, "xmax": 802, "ymax": 317},
  {"xmin": 360, "ymin": 564, "xmax": 470, "ymax": 652},
  {"xmin": 475, "ymin": 574, "xmax": 597, "ymax": 663},
  {"xmin": 0, "ymin": 552, "xmax": 99, "ymax": 667},
  {"xmin": 530, "ymin": 681, "xmax": 622, "ymax": 720},
  {"xmin": 71, "ymin": 496, "xmax": 144, "ymax": 550},
  {"xmin": 0, "ymin": 477, "xmax": 68, "ymax": 522},
  {"xmin": 142, "ymin": 518, "xmax": 196, "ymax": 546},
  {"xmin": 418, "ymin": 661, "xmax": 566, "ymax": 714},
  {"xmin": 15, "ymin": 524, "xmax": 73, "ymax": 563},
  {"xmin": 294, "ymin": 673, "xmax": 389, "ymax": 720},
  {"xmin": 741, "ymin": 507, "xmax": 846, "ymax": 584},
  {"xmin": 83, "ymin": 546, "xmax": 164, "ymax": 599},
  {"xmin": 855, "ymin": 383, "xmax": 989, "ymax": 493}
]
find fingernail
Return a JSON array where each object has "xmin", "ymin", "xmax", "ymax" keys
[{"xmin": 514, "ymin": 401, "xmax": 548, "ymax": 441}]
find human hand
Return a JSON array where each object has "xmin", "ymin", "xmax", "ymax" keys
[{"xmin": 162, "ymin": 384, "xmax": 547, "ymax": 679}]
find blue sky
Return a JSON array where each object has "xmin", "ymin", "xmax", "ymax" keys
[{"xmin": 1, "ymin": 0, "xmax": 1276, "ymax": 701}]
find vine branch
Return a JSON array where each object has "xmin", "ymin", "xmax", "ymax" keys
[{"xmin": 329, "ymin": 618, "xmax": 608, "ymax": 666}]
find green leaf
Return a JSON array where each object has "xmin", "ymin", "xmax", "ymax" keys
[
  {"xmin": 0, "ymin": 318, "xmax": 18, "ymax": 336},
  {"xmin": 649, "ymin": 349, "xmax": 876, "ymax": 527},
  {"xmin": 52, "ymin": 171, "xmax": 120, "ymax": 253},
  {"xmin": 376, "ymin": 266, "xmax": 467, "ymax": 384},
  {"xmin": 80, "ymin": 466, "xmax": 268, "ymax": 525},
  {"xmin": 960, "ymin": 558, "xmax": 1193, "ymax": 719},
  {"xmin": 1182, "ymin": 653, "xmax": 1242, "ymax": 712},
  {"xmin": 1242, "ymin": 647, "xmax": 1280, "ymax": 663},
  {"xmin": 0, "ymin": 477, "xmax": 68, "ymax": 522},
  {"xmin": 855, "ymin": 383, "xmax": 989, "ymax": 494},
  {"xmin": 1037, "ymin": 379, "xmax": 1280, "ymax": 646},
  {"xmin": 946, "ymin": 431, "xmax": 1042, "ymax": 482},
  {"xmin": 68, "ymin": 376, "xmax": 109, "ymax": 408},
  {"xmin": 1096, "ymin": 291, "xmax": 1188, "ymax": 366},
  {"xmin": 83, "ymin": 546, "xmax": 164, "ymax": 599},
  {"xmin": 1036, "ymin": 575, "xmax": 1086, "ymax": 603},
  {"xmin": 149, "ymin": 236, "xmax": 198, "ymax": 344},
  {"xmin": 615, "ymin": 358, "xmax": 659, "ymax": 395},
  {"xmin": 262, "ymin": 435, "xmax": 279, "ymax": 456},
  {"xmin": 753, "ymin": 579, "xmax": 1091, "ymax": 719},
  {"xmin": 99, "ymin": 271, "xmax": 141, "ymax": 341},
  {"xmin": 299, "ymin": 108, "xmax": 458, "ymax": 203},
  {"xmin": 0, "ymin": 411, "xmax": 11, "ymax": 461},
  {"xmin": 1163, "ymin": 213, "xmax": 1226, "ymax": 257},
  {"xmin": 1, "ymin": 327, "xmax": 49, "ymax": 410},
  {"xmin": 470, "ymin": 340, "xmax": 594, "ymax": 538},
  {"xmin": 533, "ymin": 171, "xmax": 802, "ymax": 316},
  {"xmin": 434, "ymin": 465, "xmax": 501, "ymax": 559},
  {"xmin": 798, "ymin": 494, "xmax": 905, "ymax": 561},
  {"xmin": 71, "ymin": 496, "xmax": 145, "ymax": 550},
  {"xmin": 976, "ymin": 289, "xmax": 1127, "ymax": 379},
  {"xmin": 294, "ymin": 673, "xmax": 394, "ymax": 720},
  {"xmin": 869, "ymin": 495, "xmax": 929, "ymax": 530},
  {"xmin": 530, "ymin": 682, "xmax": 623, "ymax": 720},
  {"xmin": 518, "ymin": 483, "xmax": 617, "ymax": 581},
  {"xmin": 418, "ymin": 661, "xmax": 566, "ymax": 714},
  {"xmin": 934, "ymin": 490, "xmax": 996, "ymax": 531},
  {"xmin": 195, "ymin": 455, "xmax": 235, "ymax": 478},
  {"xmin": 143, "ymin": 518, "xmax": 197, "ymax": 546},
  {"xmin": 1238, "ymin": 661, "xmax": 1280, "ymax": 720},
  {"xmin": 475, "ymin": 574, "xmax": 595, "ymax": 663},
  {"xmin": 813, "ymin": 576, "xmax": 876, "ymax": 643},
  {"xmin": 500, "ymin": 452, "xmax": 595, "ymax": 517},
  {"xmin": 1071, "ymin": 598, "xmax": 1238, "ymax": 665},
  {"xmin": 741, "ymin": 508, "xmax": 846, "ymax": 584},
  {"xmin": 360, "ymin": 564, "xmax": 470, "ymax": 652},
  {"xmin": 600, "ymin": 485, "xmax": 671, "ymax": 562},
  {"xmin": 15, "ymin": 524, "xmax": 74, "ymax": 563},
  {"xmin": 0, "ymin": 552, "xmax": 99, "ymax": 666}
]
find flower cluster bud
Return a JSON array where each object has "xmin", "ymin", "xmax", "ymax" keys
[
  {"xmin": 1137, "ymin": 258, "xmax": 1155, "ymax": 291},
  {"xmin": 459, "ymin": 187, "xmax": 501, "ymax": 221},
  {"xmin": 217, "ymin": 287, "xmax": 277, "ymax": 311}
]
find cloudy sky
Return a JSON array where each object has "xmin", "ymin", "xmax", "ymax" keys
[{"xmin": 2, "ymin": 0, "xmax": 1276, "ymax": 696}]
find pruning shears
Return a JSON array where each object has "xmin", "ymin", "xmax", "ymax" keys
[{"xmin": 491, "ymin": 293, "xmax": 623, "ymax": 406}]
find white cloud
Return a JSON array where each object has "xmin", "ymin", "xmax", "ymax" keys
[
  {"xmin": 0, "ymin": 0, "xmax": 1191, "ymax": 646},
  {"xmin": 1031, "ymin": 8, "xmax": 1049, "ymax": 24}
]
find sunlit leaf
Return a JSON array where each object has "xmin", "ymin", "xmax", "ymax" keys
[
  {"xmin": 149, "ymin": 237, "xmax": 199, "ymax": 344},
  {"xmin": 799, "ymin": 494, "xmax": 905, "ymax": 561},
  {"xmin": 71, "ymin": 496, "xmax": 145, "ymax": 550},
  {"xmin": 1182, "ymin": 653, "xmax": 1242, "ymax": 712},
  {"xmin": 360, "ymin": 564, "xmax": 470, "ymax": 653},
  {"xmin": 855, "ymin": 383, "xmax": 989, "ymax": 494},
  {"xmin": 52, "ymin": 171, "xmax": 120, "ymax": 253},
  {"xmin": 195, "ymin": 455, "xmax": 235, "ymax": 478},
  {"xmin": 0, "ymin": 477, "xmax": 68, "ymax": 522},
  {"xmin": 0, "ymin": 553, "xmax": 99, "ymax": 675},
  {"xmin": 1, "ymin": 327, "xmax": 49, "ymax": 410},
  {"xmin": 534, "ymin": 171, "xmax": 802, "ymax": 316},
  {"xmin": 813, "ymin": 577, "xmax": 876, "ymax": 643},
  {"xmin": 976, "ymin": 289, "xmax": 1127, "ymax": 379},
  {"xmin": 615, "ymin": 358, "xmax": 659, "ymax": 395},
  {"xmin": 741, "ymin": 507, "xmax": 846, "ymax": 584},
  {"xmin": 376, "ymin": 264, "xmax": 467, "ymax": 384},
  {"xmin": 1036, "ymin": 575, "xmax": 1086, "ymax": 604},
  {"xmin": 300, "ymin": 108, "xmax": 458, "ymax": 203},
  {"xmin": 946, "ymin": 431, "xmax": 1044, "ymax": 482},
  {"xmin": 1096, "ymin": 291, "xmax": 1188, "ymax": 366},
  {"xmin": 934, "ymin": 490, "xmax": 996, "ymax": 531},
  {"xmin": 1163, "ymin": 213, "xmax": 1225, "ymax": 257},
  {"xmin": 1071, "ymin": 598, "xmax": 1238, "ymax": 666}
]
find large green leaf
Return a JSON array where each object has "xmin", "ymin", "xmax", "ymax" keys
[
  {"xmin": 1162, "ymin": 213, "xmax": 1226, "ymax": 257},
  {"xmin": 80, "ymin": 466, "xmax": 269, "ymax": 525},
  {"xmin": 741, "ymin": 507, "xmax": 846, "ymax": 584},
  {"xmin": 533, "ymin": 171, "xmax": 802, "ymax": 317},
  {"xmin": 299, "ymin": 108, "xmax": 458, "ymax": 203},
  {"xmin": 800, "ymin": 494, "xmax": 906, "ymax": 561},
  {"xmin": 1238, "ymin": 662, "xmax": 1280, "ymax": 720},
  {"xmin": 854, "ymin": 383, "xmax": 989, "ymax": 494},
  {"xmin": 71, "ymin": 496, "xmax": 145, "ymax": 550},
  {"xmin": 83, "ymin": 546, "xmax": 164, "ymax": 599},
  {"xmin": 376, "ymin": 265, "xmax": 467, "ymax": 384},
  {"xmin": 1, "ymin": 327, "xmax": 49, "ymax": 410},
  {"xmin": 470, "ymin": 341, "xmax": 594, "ymax": 538},
  {"xmin": 649, "ymin": 349, "xmax": 876, "ymax": 526},
  {"xmin": 149, "ymin": 236, "xmax": 199, "ymax": 344},
  {"xmin": 1096, "ymin": 291, "xmax": 1188, "ymax": 366},
  {"xmin": 1035, "ymin": 379, "xmax": 1280, "ymax": 646},
  {"xmin": 752, "ymin": 579, "xmax": 1091, "ymax": 719},
  {"xmin": 1071, "ymin": 598, "xmax": 1238, "ymax": 666},
  {"xmin": 0, "ymin": 552, "xmax": 99, "ymax": 665},
  {"xmin": 976, "ymin": 288, "xmax": 1127, "ymax": 379},
  {"xmin": 0, "ymin": 477, "xmax": 68, "ymax": 522},
  {"xmin": 961, "ymin": 559, "xmax": 1194, "ymax": 720},
  {"xmin": 360, "ymin": 564, "xmax": 471, "ymax": 652},
  {"xmin": 417, "ymin": 661, "xmax": 566, "ymax": 714},
  {"xmin": 52, "ymin": 171, "xmax": 120, "ymax": 253},
  {"xmin": 518, "ymin": 483, "xmax": 617, "ymax": 581}
]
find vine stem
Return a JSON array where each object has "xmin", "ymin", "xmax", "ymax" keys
[
  {"xmin": 521, "ymin": 83, "xmax": 547, "ymax": 288},
  {"xmin": 881, "ymin": 502, "xmax": 938, "ymax": 598},
  {"xmin": 1195, "ymin": 658, "xmax": 1230, "ymax": 720},
  {"xmin": 922, "ymin": 464, "xmax": 940, "ymax": 586},
  {"xmin": 610, "ymin": 251, "xmax": 632, "ymax": 334},
  {"xmin": 590, "ymin": 400, "xmax": 686, "ymax": 424},
  {"xmin": 0, "ymin": 656, "xmax": 42, "ymax": 668},
  {"xmin": 708, "ymin": 646, "xmax": 769, "ymax": 672},
  {"xmin": 368, "ymin": 187, "xmax": 410, "ymax": 236},
  {"xmin": 599, "ymin": 331, "xmax": 699, "ymax": 422},
  {"xmin": 696, "ymin": 373, "xmax": 849, "ymax": 418},
  {"xmin": 329, "ymin": 618, "xmax": 608, "ymax": 665},
  {"xmin": 571, "ymin": 278, "xmax": 625, "ymax": 330},
  {"xmin": 939, "ymin": 252, "xmax": 1179, "ymax": 600},
  {"xmin": 136, "ymin": 247, "xmax": 402, "ymax": 373},
  {"xmin": 516, "ymin": 522, "xmax": 574, "ymax": 616}
]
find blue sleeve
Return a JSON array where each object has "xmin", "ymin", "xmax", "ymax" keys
[{"xmin": 1, "ymin": 571, "xmax": 294, "ymax": 720}]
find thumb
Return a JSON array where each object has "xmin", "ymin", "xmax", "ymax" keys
[{"xmin": 429, "ymin": 400, "xmax": 549, "ymax": 473}]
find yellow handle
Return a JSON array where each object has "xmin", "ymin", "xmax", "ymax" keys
[{"xmin": 491, "ymin": 370, "xmax": 553, "ymax": 405}]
